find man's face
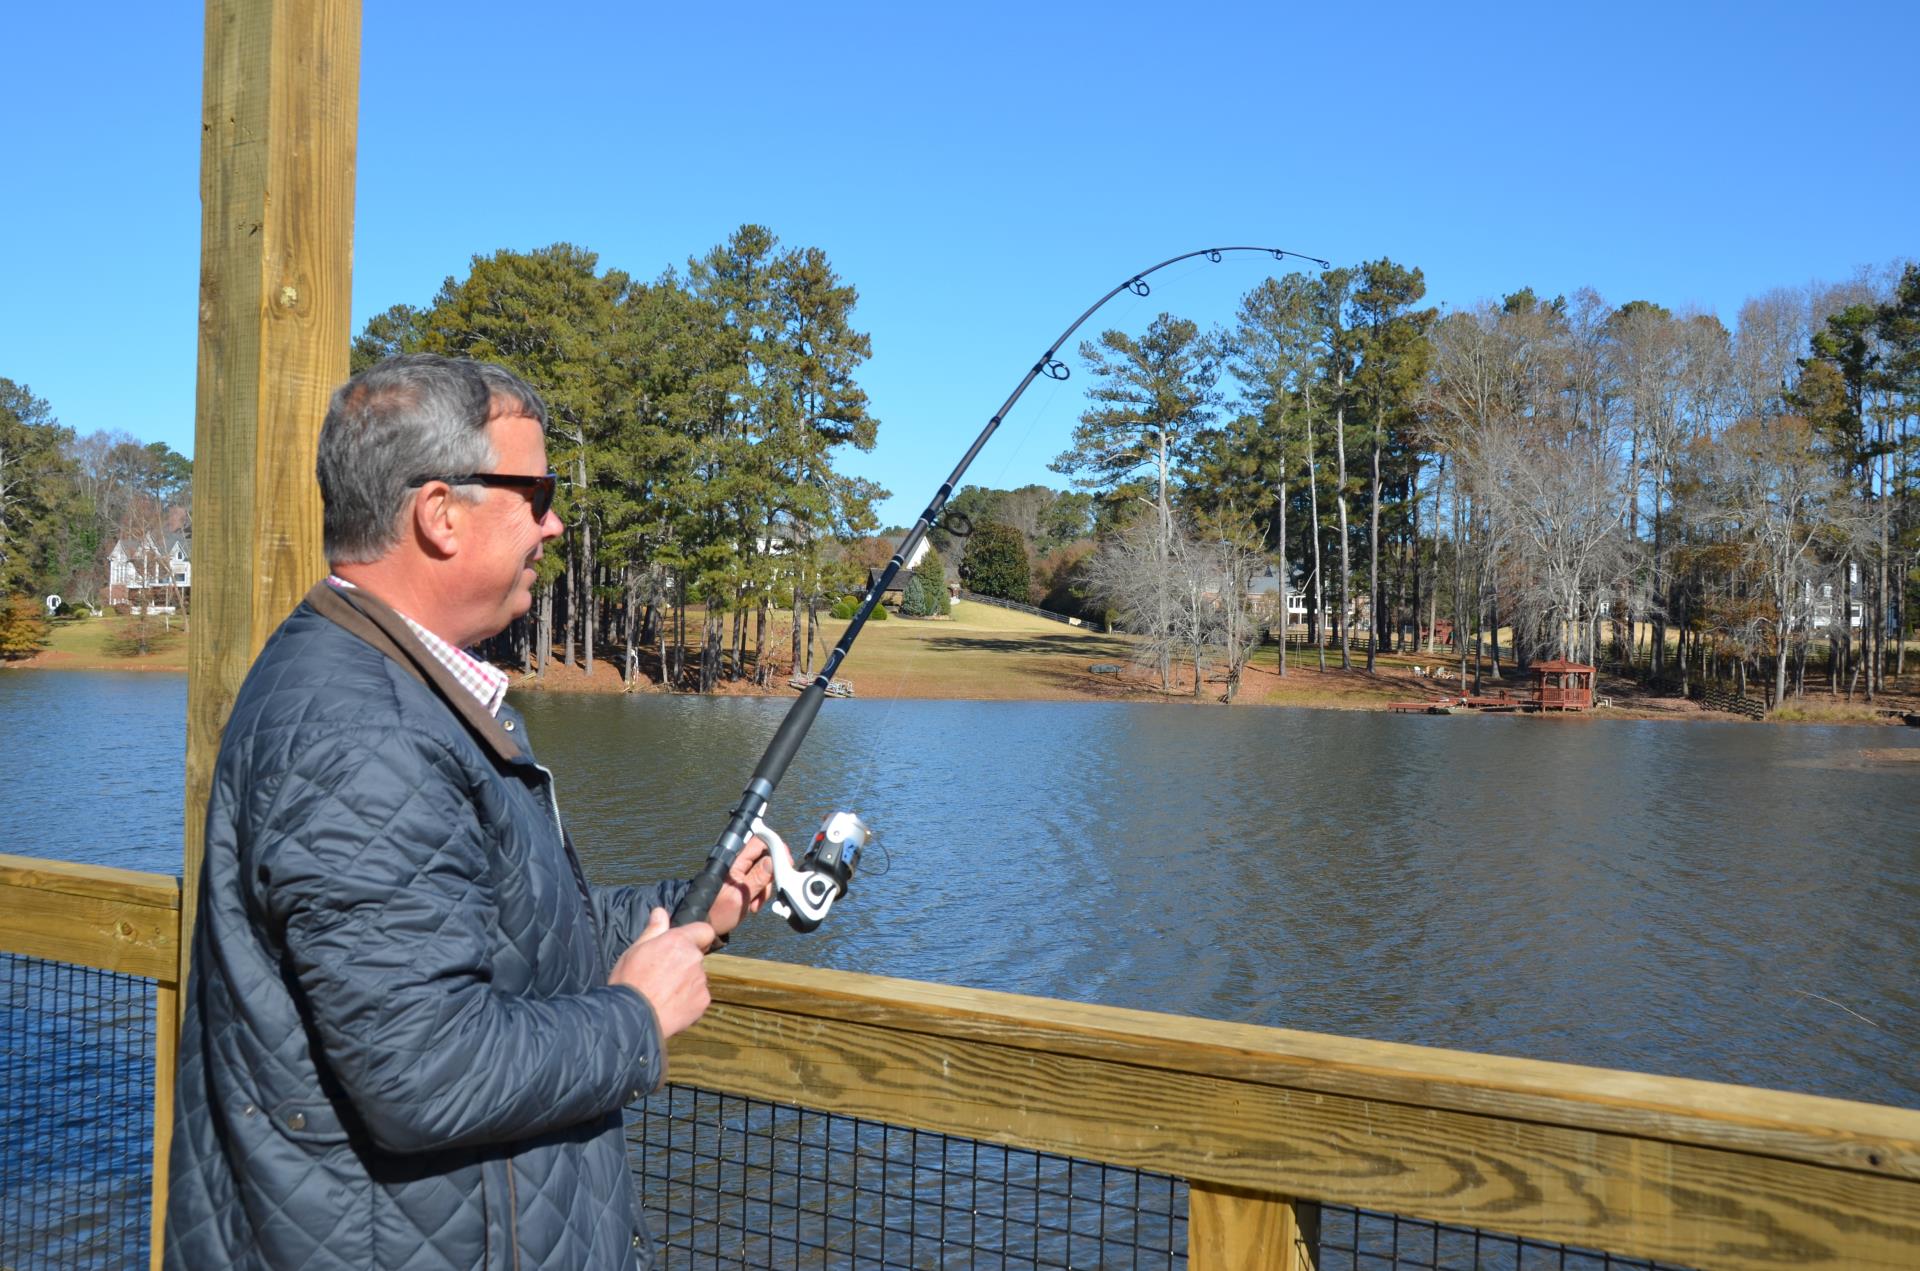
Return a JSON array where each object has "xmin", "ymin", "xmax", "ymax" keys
[{"xmin": 464, "ymin": 412, "xmax": 563, "ymax": 639}]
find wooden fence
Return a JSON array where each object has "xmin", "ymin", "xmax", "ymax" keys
[
  {"xmin": 4, "ymin": 852, "xmax": 1919, "ymax": 1269},
  {"xmin": 956, "ymin": 589, "xmax": 1086, "ymax": 626}
]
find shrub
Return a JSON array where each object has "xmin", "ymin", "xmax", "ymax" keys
[
  {"xmin": 830, "ymin": 597, "xmax": 860, "ymax": 620},
  {"xmin": 103, "ymin": 615, "xmax": 182, "ymax": 659},
  {"xmin": 0, "ymin": 597, "xmax": 51, "ymax": 660},
  {"xmin": 959, "ymin": 522, "xmax": 1030, "ymax": 602}
]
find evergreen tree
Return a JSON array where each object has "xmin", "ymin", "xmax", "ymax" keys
[
  {"xmin": 959, "ymin": 522, "xmax": 1030, "ymax": 602},
  {"xmin": 902, "ymin": 544, "xmax": 948, "ymax": 616},
  {"xmin": 1225, "ymin": 272, "xmax": 1330, "ymax": 672},
  {"xmin": 1349, "ymin": 259, "xmax": 1435, "ymax": 670},
  {"xmin": 350, "ymin": 303, "xmax": 425, "ymax": 373},
  {"xmin": 0, "ymin": 379, "xmax": 79, "ymax": 597},
  {"xmin": 414, "ymin": 244, "xmax": 625, "ymax": 674}
]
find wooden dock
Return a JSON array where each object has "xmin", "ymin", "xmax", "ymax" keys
[{"xmin": 1386, "ymin": 691, "xmax": 1524, "ymax": 715}]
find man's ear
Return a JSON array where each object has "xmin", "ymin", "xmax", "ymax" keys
[{"xmin": 411, "ymin": 482, "xmax": 462, "ymax": 559}]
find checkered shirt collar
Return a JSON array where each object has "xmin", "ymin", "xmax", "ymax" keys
[{"xmin": 325, "ymin": 576, "xmax": 510, "ymax": 717}]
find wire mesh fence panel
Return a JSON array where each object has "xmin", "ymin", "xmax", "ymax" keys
[
  {"xmin": 1315, "ymin": 1205, "xmax": 1699, "ymax": 1271},
  {"xmin": 0, "ymin": 952, "xmax": 156, "ymax": 1270},
  {"xmin": 633, "ymin": 1089, "xmax": 1708, "ymax": 1271},
  {"xmin": 632, "ymin": 1084, "xmax": 1187, "ymax": 1270}
]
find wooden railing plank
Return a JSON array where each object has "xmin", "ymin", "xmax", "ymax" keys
[
  {"xmin": 699, "ymin": 956, "xmax": 1920, "ymax": 1183},
  {"xmin": 0, "ymin": 854, "xmax": 183, "ymax": 912},
  {"xmin": 676, "ymin": 991, "xmax": 1920, "ymax": 1270},
  {"xmin": 0, "ymin": 856, "xmax": 179, "ymax": 982}
]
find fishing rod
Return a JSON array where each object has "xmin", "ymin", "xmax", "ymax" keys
[{"xmin": 670, "ymin": 244, "xmax": 1331, "ymax": 932}]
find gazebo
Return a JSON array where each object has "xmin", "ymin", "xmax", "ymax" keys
[{"xmin": 1530, "ymin": 659, "xmax": 1595, "ymax": 711}]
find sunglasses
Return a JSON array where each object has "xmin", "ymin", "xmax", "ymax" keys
[{"xmin": 407, "ymin": 472, "xmax": 559, "ymax": 522}]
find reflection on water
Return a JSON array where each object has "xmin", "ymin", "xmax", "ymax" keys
[{"xmin": 3, "ymin": 672, "xmax": 1916, "ymax": 1106}]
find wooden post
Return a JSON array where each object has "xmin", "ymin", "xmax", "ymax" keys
[
  {"xmin": 185, "ymin": 0, "xmax": 359, "ymax": 986},
  {"xmin": 1189, "ymin": 1183, "xmax": 1318, "ymax": 1271},
  {"xmin": 173, "ymin": 0, "xmax": 359, "ymax": 1256},
  {"xmin": 150, "ymin": 981, "xmax": 179, "ymax": 1271}
]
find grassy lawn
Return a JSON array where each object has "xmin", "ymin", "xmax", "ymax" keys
[
  {"xmin": 795, "ymin": 605, "xmax": 1437, "ymax": 708},
  {"xmin": 11, "ymin": 614, "xmax": 189, "ymax": 672},
  {"xmin": 799, "ymin": 600, "xmax": 1142, "ymax": 700},
  {"xmin": 531, "ymin": 604, "xmax": 1515, "ymax": 708}
]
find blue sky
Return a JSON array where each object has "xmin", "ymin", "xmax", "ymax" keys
[{"xmin": 3, "ymin": 2, "xmax": 1915, "ymax": 526}]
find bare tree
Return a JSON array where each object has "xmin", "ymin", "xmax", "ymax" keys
[
  {"xmin": 1469, "ymin": 424, "xmax": 1627, "ymax": 662},
  {"xmin": 1682, "ymin": 415, "xmax": 1843, "ymax": 704},
  {"xmin": 1084, "ymin": 516, "xmax": 1185, "ymax": 692},
  {"xmin": 1084, "ymin": 515, "xmax": 1262, "ymax": 699}
]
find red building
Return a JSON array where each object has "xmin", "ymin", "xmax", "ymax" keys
[{"xmin": 1531, "ymin": 660, "xmax": 1595, "ymax": 711}]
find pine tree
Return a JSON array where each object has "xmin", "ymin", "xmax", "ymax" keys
[
  {"xmin": 414, "ymin": 244, "xmax": 625, "ymax": 673},
  {"xmin": 1349, "ymin": 260, "xmax": 1435, "ymax": 671},
  {"xmin": 1051, "ymin": 313, "xmax": 1223, "ymax": 690}
]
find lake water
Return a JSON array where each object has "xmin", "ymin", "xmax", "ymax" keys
[{"xmin": 3, "ymin": 670, "xmax": 1916, "ymax": 1108}]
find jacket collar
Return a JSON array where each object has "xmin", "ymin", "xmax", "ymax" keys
[{"xmin": 304, "ymin": 580, "xmax": 529, "ymax": 766}]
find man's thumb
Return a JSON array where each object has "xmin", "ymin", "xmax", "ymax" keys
[{"xmin": 638, "ymin": 906, "xmax": 671, "ymax": 941}]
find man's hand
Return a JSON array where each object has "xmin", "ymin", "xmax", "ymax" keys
[
  {"xmin": 609, "ymin": 908, "xmax": 714, "ymax": 1038},
  {"xmin": 707, "ymin": 833, "xmax": 775, "ymax": 938}
]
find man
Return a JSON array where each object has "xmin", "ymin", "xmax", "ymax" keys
[{"xmin": 165, "ymin": 354, "xmax": 771, "ymax": 1269}]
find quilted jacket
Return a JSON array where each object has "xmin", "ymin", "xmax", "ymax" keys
[{"xmin": 165, "ymin": 581, "xmax": 682, "ymax": 1269}]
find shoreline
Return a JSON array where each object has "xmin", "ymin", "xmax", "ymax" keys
[
  {"xmin": 11, "ymin": 614, "xmax": 1915, "ymax": 729},
  {"xmin": 23, "ymin": 661, "xmax": 1904, "ymax": 729}
]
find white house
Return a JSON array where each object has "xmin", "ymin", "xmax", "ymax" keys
[
  {"xmin": 1250, "ymin": 565, "xmax": 1338, "ymax": 631},
  {"xmin": 107, "ymin": 532, "xmax": 190, "ymax": 612},
  {"xmin": 1806, "ymin": 563, "xmax": 1863, "ymax": 632}
]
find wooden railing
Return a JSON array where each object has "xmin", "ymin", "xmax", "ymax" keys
[
  {"xmin": 675, "ymin": 959, "xmax": 1920, "ymax": 1269},
  {"xmin": 0, "ymin": 853, "xmax": 180, "ymax": 1271},
  {"xmin": 4, "ymin": 854, "xmax": 1918, "ymax": 1270}
]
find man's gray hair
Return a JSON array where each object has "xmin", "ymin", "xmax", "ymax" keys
[{"xmin": 318, "ymin": 354, "xmax": 549, "ymax": 564}]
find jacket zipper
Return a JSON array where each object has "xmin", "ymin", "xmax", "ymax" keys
[{"xmin": 533, "ymin": 762, "xmax": 600, "ymax": 936}]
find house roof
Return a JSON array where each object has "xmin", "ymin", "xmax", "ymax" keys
[{"xmin": 109, "ymin": 531, "xmax": 190, "ymax": 561}]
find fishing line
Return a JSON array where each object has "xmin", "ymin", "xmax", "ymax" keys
[{"xmin": 671, "ymin": 245, "xmax": 1330, "ymax": 933}]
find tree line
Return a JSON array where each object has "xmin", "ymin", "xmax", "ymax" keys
[
  {"xmin": 6, "ymin": 236, "xmax": 1914, "ymax": 705},
  {"xmin": 350, "ymin": 227, "xmax": 886, "ymax": 690},
  {"xmin": 0, "ymin": 375, "xmax": 192, "ymax": 651},
  {"xmin": 1040, "ymin": 258, "xmax": 1919, "ymax": 705}
]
